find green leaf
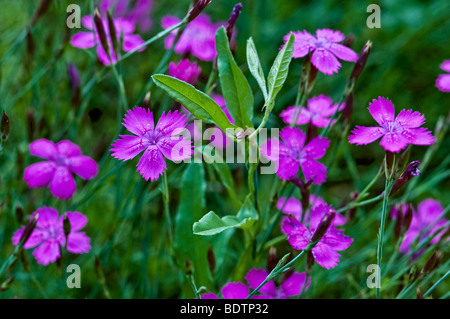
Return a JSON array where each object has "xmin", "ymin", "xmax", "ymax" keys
[
  {"xmin": 215, "ymin": 26, "xmax": 254, "ymax": 129},
  {"xmin": 193, "ymin": 194, "xmax": 258, "ymax": 236},
  {"xmin": 246, "ymin": 37, "xmax": 268, "ymax": 101},
  {"xmin": 267, "ymin": 32, "xmax": 295, "ymax": 107},
  {"xmin": 175, "ymin": 163, "xmax": 211, "ymax": 291},
  {"xmin": 152, "ymin": 74, "xmax": 237, "ymax": 133}
]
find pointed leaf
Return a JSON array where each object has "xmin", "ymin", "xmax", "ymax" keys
[{"xmin": 246, "ymin": 37, "xmax": 267, "ymax": 101}]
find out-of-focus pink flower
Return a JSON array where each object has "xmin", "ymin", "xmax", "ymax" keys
[
  {"xmin": 436, "ymin": 60, "xmax": 450, "ymax": 92},
  {"xmin": 280, "ymin": 95, "xmax": 345, "ymax": 127},
  {"xmin": 208, "ymin": 94, "xmax": 234, "ymax": 149},
  {"xmin": 282, "ymin": 29, "xmax": 358, "ymax": 75},
  {"xmin": 12, "ymin": 207, "xmax": 91, "ymax": 266},
  {"xmin": 168, "ymin": 59, "xmax": 202, "ymax": 85},
  {"xmin": 162, "ymin": 14, "xmax": 223, "ymax": 61},
  {"xmin": 277, "ymin": 195, "xmax": 347, "ymax": 226},
  {"xmin": 245, "ymin": 268, "xmax": 310, "ymax": 299},
  {"xmin": 260, "ymin": 127, "xmax": 330, "ymax": 184},
  {"xmin": 110, "ymin": 107, "xmax": 192, "ymax": 181},
  {"xmin": 24, "ymin": 139, "xmax": 98, "ymax": 200},
  {"xmin": 99, "ymin": 0, "xmax": 154, "ymax": 32},
  {"xmin": 281, "ymin": 204, "xmax": 353, "ymax": 269},
  {"xmin": 201, "ymin": 282, "xmax": 250, "ymax": 299},
  {"xmin": 348, "ymin": 97, "xmax": 435, "ymax": 153},
  {"xmin": 70, "ymin": 15, "xmax": 145, "ymax": 65},
  {"xmin": 400, "ymin": 199, "xmax": 449, "ymax": 254}
]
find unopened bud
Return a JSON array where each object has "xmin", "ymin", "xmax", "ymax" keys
[
  {"xmin": 67, "ymin": 63, "xmax": 81, "ymax": 106},
  {"xmin": 267, "ymin": 247, "xmax": 277, "ymax": 272},
  {"xmin": 93, "ymin": 8, "xmax": 110, "ymax": 59},
  {"xmin": 390, "ymin": 161, "xmax": 421, "ymax": 196},
  {"xmin": 26, "ymin": 29, "xmax": 35, "ymax": 57},
  {"xmin": 342, "ymin": 90, "xmax": 353, "ymax": 125},
  {"xmin": 19, "ymin": 213, "xmax": 39, "ymax": 248},
  {"xmin": 226, "ymin": 3, "xmax": 242, "ymax": 41},
  {"xmin": 141, "ymin": 91, "xmax": 152, "ymax": 109},
  {"xmin": 63, "ymin": 213, "xmax": 71, "ymax": 246},
  {"xmin": 310, "ymin": 208, "xmax": 335, "ymax": 244},
  {"xmin": 20, "ymin": 249, "xmax": 30, "ymax": 273},
  {"xmin": 15, "ymin": 204, "xmax": 24, "ymax": 224},
  {"xmin": 1, "ymin": 110, "xmax": 10, "ymax": 142},
  {"xmin": 402, "ymin": 204, "xmax": 413, "ymax": 234},
  {"xmin": 421, "ymin": 251, "xmax": 440, "ymax": 275},
  {"xmin": 0, "ymin": 276, "xmax": 15, "ymax": 292},
  {"xmin": 187, "ymin": 0, "xmax": 212, "ymax": 22},
  {"xmin": 106, "ymin": 11, "xmax": 118, "ymax": 57},
  {"xmin": 350, "ymin": 40, "xmax": 372, "ymax": 83},
  {"xmin": 207, "ymin": 245, "xmax": 215, "ymax": 273}
]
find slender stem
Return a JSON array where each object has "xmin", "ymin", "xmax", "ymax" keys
[
  {"xmin": 162, "ymin": 172, "xmax": 173, "ymax": 246},
  {"xmin": 424, "ymin": 270, "xmax": 450, "ymax": 298}
]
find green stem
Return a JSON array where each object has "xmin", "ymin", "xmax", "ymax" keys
[{"xmin": 423, "ymin": 270, "xmax": 450, "ymax": 298}]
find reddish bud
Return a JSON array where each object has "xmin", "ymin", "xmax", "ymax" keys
[
  {"xmin": 19, "ymin": 213, "xmax": 39, "ymax": 248},
  {"xmin": 350, "ymin": 40, "xmax": 372, "ymax": 83},
  {"xmin": 187, "ymin": 0, "xmax": 212, "ymax": 22},
  {"xmin": 94, "ymin": 8, "xmax": 110, "ymax": 59},
  {"xmin": 390, "ymin": 161, "xmax": 421, "ymax": 196},
  {"xmin": 267, "ymin": 247, "xmax": 277, "ymax": 272},
  {"xmin": 226, "ymin": 3, "xmax": 242, "ymax": 41},
  {"xmin": 310, "ymin": 208, "xmax": 335, "ymax": 244}
]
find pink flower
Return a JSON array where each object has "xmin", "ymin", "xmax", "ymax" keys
[
  {"xmin": 280, "ymin": 95, "xmax": 345, "ymax": 127},
  {"xmin": 281, "ymin": 204, "xmax": 353, "ymax": 269},
  {"xmin": 260, "ymin": 127, "xmax": 330, "ymax": 184},
  {"xmin": 162, "ymin": 14, "xmax": 223, "ymax": 61},
  {"xmin": 277, "ymin": 195, "xmax": 347, "ymax": 226},
  {"xmin": 23, "ymin": 139, "xmax": 98, "ymax": 200},
  {"xmin": 110, "ymin": 107, "xmax": 192, "ymax": 181},
  {"xmin": 283, "ymin": 29, "xmax": 357, "ymax": 75},
  {"xmin": 436, "ymin": 60, "xmax": 450, "ymax": 92},
  {"xmin": 168, "ymin": 59, "xmax": 202, "ymax": 85},
  {"xmin": 348, "ymin": 97, "xmax": 435, "ymax": 153},
  {"xmin": 201, "ymin": 282, "xmax": 250, "ymax": 299},
  {"xmin": 12, "ymin": 207, "xmax": 91, "ymax": 266},
  {"xmin": 400, "ymin": 199, "xmax": 448, "ymax": 255},
  {"xmin": 100, "ymin": 0, "xmax": 154, "ymax": 32},
  {"xmin": 245, "ymin": 268, "xmax": 309, "ymax": 299},
  {"xmin": 70, "ymin": 15, "xmax": 145, "ymax": 65}
]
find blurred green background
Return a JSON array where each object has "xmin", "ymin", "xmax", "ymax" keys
[{"xmin": 0, "ymin": 0, "xmax": 448, "ymax": 299}]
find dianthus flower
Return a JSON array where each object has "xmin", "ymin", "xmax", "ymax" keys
[
  {"xmin": 24, "ymin": 139, "xmax": 98, "ymax": 200},
  {"xmin": 12, "ymin": 207, "xmax": 91, "ymax": 266},
  {"xmin": 162, "ymin": 14, "xmax": 222, "ymax": 61},
  {"xmin": 281, "ymin": 204, "xmax": 353, "ymax": 269},
  {"xmin": 436, "ymin": 60, "xmax": 450, "ymax": 92},
  {"xmin": 280, "ymin": 95, "xmax": 345, "ymax": 127},
  {"xmin": 348, "ymin": 97, "xmax": 435, "ymax": 153},
  {"xmin": 283, "ymin": 29, "xmax": 357, "ymax": 75},
  {"xmin": 111, "ymin": 107, "xmax": 192, "ymax": 181},
  {"xmin": 260, "ymin": 127, "xmax": 330, "ymax": 184},
  {"xmin": 70, "ymin": 15, "xmax": 145, "ymax": 65},
  {"xmin": 168, "ymin": 59, "xmax": 202, "ymax": 85}
]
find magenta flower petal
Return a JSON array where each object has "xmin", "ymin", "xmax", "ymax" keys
[
  {"xmin": 280, "ymin": 127, "xmax": 306, "ymax": 150},
  {"xmin": 122, "ymin": 34, "xmax": 145, "ymax": 52},
  {"xmin": 66, "ymin": 212, "xmax": 88, "ymax": 231},
  {"xmin": 277, "ymin": 156, "xmax": 300, "ymax": 180},
  {"xmin": 12, "ymin": 227, "xmax": 45, "ymax": 249},
  {"xmin": 245, "ymin": 269, "xmax": 277, "ymax": 296},
  {"xmin": 24, "ymin": 161, "xmax": 56, "ymax": 188},
  {"xmin": 111, "ymin": 135, "xmax": 148, "ymax": 160},
  {"xmin": 368, "ymin": 97, "xmax": 396, "ymax": 126},
  {"xmin": 316, "ymin": 29, "xmax": 345, "ymax": 42},
  {"xmin": 221, "ymin": 282, "xmax": 249, "ymax": 299},
  {"xmin": 348, "ymin": 126, "xmax": 384, "ymax": 145},
  {"xmin": 282, "ymin": 219, "xmax": 311, "ymax": 250},
  {"xmin": 136, "ymin": 146, "xmax": 167, "ymax": 182},
  {"xmin": 277, "ymin": 197, "xmax": 302, "ymax": 221},
  {"xmin": 50, "ymin": 166, "xmax": 76, "ymax": 200},
  {"xmin": 29, "ymin": 139, "xmax": 57, "ymax": 160},
  {"xmin": 409, "ymin": 127, "xmax": 435, "ymax": 145},
  {"xmin": 327, "ymin": 43, "xmax": 358, "ymax": 62},
  {"xmin": 56, "ymin": 140, "xmax": 82, "ymax": 158},
  {"xmin": 300, "ymin": 159, "xmax": 327, "ymax": 184},
  {"xmin": 280, "ymin": 106, "xmax": 311, "ymax": 125},
  {"xmin": 396, "ymin": 109, "xmax": 425, "ymax": 128},
  {"xmin": 156, "ymin": 110, "xmax": 187, "ymax": 136},
  {"xmin": 279, "ymin": 272, "xmax": 307, "ymax": 297},
  {"xmin": 311, "ymin": 48, "xmax": 341, "ymax": 76},
  {"xmin": 288, "ymin": 31, "xmax": 316, "ymax": 58},
  {"xmin": 34, "ymin": 207, "xmax": 59, "ymax": 229},
  {"xmin": 201, "ymin": 292, "xmax": 219, "ymax": 299},
  {"xmin": 440, "ymin": 60, "xmax": 450, "ymax": 72},
  {"xmin": 157, "ymin": 136, "xmax": 192, "ymax": 162},
  {"xmin": 323, "ymin": 229, "xmax": 354, "ymax": 251},
  {"xmin": 417, "ymin": 199, "xmax": 444, "ymax": 226},
  {"xmin": 436, "ymin": 74, "xmax": 450, "ymax": 92},
  {"xmin": 32, "ymin": 238, "xmax": 61, "ymax": 266},
  {"xmin": 67, "ymin": 232, "xmax": 91, "ymax": 254},
  {"xmin": 259, "ymin": 138, "xmax": 282, "ymax": 162},
  {"xmin": 379, "ymin": 132, "xmax": 410, "ymax": 153},
  {"xmin": 169, "ymin": 59, "xmax": 202, "ymax": 85},
  {"xmin": 311, "ymin": 243, "xmax": 341, "ymax": 269},
  {"xmin": 70, "ymin": 32, "xmax": 96, "ymax": 49},
  {"xmin": 123, "ymin": 107, "xmax": 155, "ymax": 137},
  {"xmin": 303, "ymin": 137, "xmax": 330, "ymax": 159},
  {"xmin": 67, "ymin": 156, "xmax": 98, "ymax": 180}
]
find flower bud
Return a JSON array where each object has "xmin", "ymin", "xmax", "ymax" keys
[
  {"xmin": 402, "ymin": 204, "xmax": 413, "ymax": 234},
  {"xmin": 421, "ymin": 251, "xmax": 441, "ymax": 276},
  {"xmin": 416, "ymin": 287, "xmax": 424, "ymax": 299},
  {"xmin": 18, "ymin": 213, "xmax": 39, "ymax": 248},
  {"xmin": 226, "ymin": 3, "xmax": 242, "ymax": 41},
  {"xmin": 267, "ymin": 246, "xmax": 277, "ymax": 272},
  {"xmin": 385, "ymin": 151, "xmax": 395, "ymax": 180},
  {"xmin": 106, "ymin": 11, "xmax": 118, "ymax": 57},
  {"xmin": 342, "ymin": 90, "xmax": 353, "ymax": 125},
  {"xmin": 306, "ymin": 250, "xmax": 315, "ymax": 275},
  {"xmin": 185, "ymin": 259, "xmax": 194, "ymax": 276},
  {"xmin": 389, "ymin": 161, "xmax": 421, "ymax": 196},
  {"xmin": 141, "ymin": 91, "xmax": 152, "ymax": 110},
  {"xmin": 349, "ymin": 40, "xmax": 372, "ymax": 83},
  {"xmin": 15, "ymin": 204, "xmax": 24, "ymax": 224},
  {"xmin": 187, "ymin": 0, "xmax": 212, "ymax": 22},
  {"xmin": 94, "ymin": 8, "xmax": 110, "ymax": 59},
  {"xmin": 207, "ymin": 245, "xmax": 215, "ymax": 273},
  {"xmin": 310, "ymin": 208, "xmax": 335, "ymax": 244},
  {"xmin": 20, "ymin": 249, "xmax": 30, "ymax": 273},
  {"xmin": 63, "ymin": 213, "xmax": 71, "ymax": 247},
  {"xmin": 1, "ymin": 110, "xmax": 10, "ymax": 142}
]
